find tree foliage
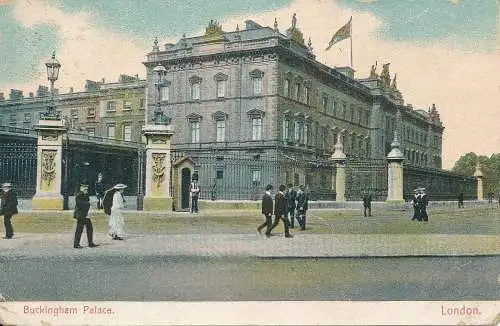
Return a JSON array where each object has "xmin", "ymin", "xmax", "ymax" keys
[{"xmin": 452, "ymin": 152, "xmax": 500, "ymax": 196}]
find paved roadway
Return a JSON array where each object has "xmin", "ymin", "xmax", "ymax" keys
[{"xmin": 0, "ymin": 255, "xmax": 497, "ymax": 301}]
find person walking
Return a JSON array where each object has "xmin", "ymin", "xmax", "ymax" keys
[
  {"xmin": 189, "ymin": 177, "xmax": 200, "ymax": 213},
  {"xmin": 95, "ymin": 173, "xmax": 105, "ymax": 210},
  {"xmin": 268, "ymin": 184, "xmax": 293, "ymax": 238},
  {"xmin": 362, "ymin": 192, "xmax": 372, "ymax": 217},
  {"xmin": 1, "ymin": 183, "xmax": 18, "ymax": 239},
  {"xmin": 296, "ymin": 185, "xmax": 308, "ymax": 230},
  {"xmin": 285, "ymin": 184, "xmax": 298, "ymax": 228},
  {"xmin": 411, "ymin": 189, "xmax": 421, "ymax": 221},
  {"xmin": 73, "ymin": 183, "xmax": 99, "ymax": 249},
  {"xmin": 257, "ymin": 184, "xmax": 274, "ymax": 238},
  {"xmin": 104, "ymin": 183, "xmax": 127, "ymax": 240},
  {"xmin": 457, "ymin": 192, "xmax": 464, "ymax": 208},
  {"xmin": 419, "ymin": 188, "xmax": 429, "ymax": 222}
]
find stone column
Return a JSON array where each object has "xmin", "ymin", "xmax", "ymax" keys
[
  {"xmin": 386, "ymin": 131, "xmax": 404, "ymax": 202},
  {"xmin": 142, "ymin": 124, "xmax": 174, "ymax": 211},
  {"xmin": 332, "ymin": 133, "xmax": 347, "ymax": 202},
  {"xmin": 473, "ymin": 162, "xmax": 484, "ymax": 201},
  {"xmin": 32, "ymin": 119, "xmax": 67, "ymax": 210}
]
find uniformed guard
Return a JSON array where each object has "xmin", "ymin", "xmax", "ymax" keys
[
  {"xmin": 73, "ymin": 183, "xmax": 99, "ymax": 249},
  {"xmin": 362, "ymin": 192, "xmax": 372, "ymax": 217},
  {"xmin": 1, "ymin": 182, "xmax": 18, "ymax": 239},
  {"xmin": 257, "ymin": 184, "xmax": 274, "ymax": 238},
  {"xmin": 189, "ymin": 176, "xmax": 200, "ymax": 213}
]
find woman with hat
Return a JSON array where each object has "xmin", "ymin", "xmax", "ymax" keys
[
  {"xmin": 108, "ymin": 183, "xmax": 127, "ymax": 240},
  {"xmin": 1, "ymin": 182, "xmax": 18, "ymax": 239}
]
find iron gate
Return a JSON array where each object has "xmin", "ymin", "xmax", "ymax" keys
[
  {"xmin": 345, "ymin": 159, "xmax": 388, "ymax": 201},
  {"xmin": 0, "ymin": 140, "xmax": 37, "ymax": 197}
]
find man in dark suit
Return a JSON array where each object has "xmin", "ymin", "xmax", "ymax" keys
[
  {"xmin": 296, "ymin": 185, "xmax": 308, "ymax": 230},
  {"xmin": 269, "ymin": 184, "xmax": 293, "ymax": 238},
  {"xmin": 1, "ymin": 182, "xmax": 18, "ymax": 239},
  {"xmin": 419, "ymin": 188, "xmax": 429, "ymax": 222},
  {"xmin": 257, "ymin": 184, "xmax": 274, "ymax": 238},
  {"xmin": 362, "ymin": 192, "xmax": 372, "ymax": 217},
  {"xmin": 73, "ymin": 184, "xmax": 99, "ymax": 249},
  {"xmin": 95, "ymin": 173, "xmax": 105, "ymax": 210}
]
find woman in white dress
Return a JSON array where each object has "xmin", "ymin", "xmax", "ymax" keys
[{"xmin": 108, "ymin": 183, "xmax": 127, "ymax": 240}]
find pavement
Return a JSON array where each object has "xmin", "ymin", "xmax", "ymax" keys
[{"xmin": 0, "ymin": 232, "xmax": 498, "ymax": 258}]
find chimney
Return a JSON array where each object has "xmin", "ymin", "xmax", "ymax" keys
[
  {"xmin": 37, "ymin": 85, "xmax": 50, "ymax": 98},
  {"xmin": 0, "ymin": 93, "xmax": 4, "ymax": 101},
  {"xmin": 69, "ymin": 87, "xmax": 74, "ymax": 93},
  {"xmin": 9, "ymin": 89, "xmax": 24, "ymax": 101},
  {"xmin": 29, "ymin": 92, "xmax": 34, "ymax": 98},
  {"xmin": 135, "ymin": 74, "xmax": 139, "ymax": 80}
]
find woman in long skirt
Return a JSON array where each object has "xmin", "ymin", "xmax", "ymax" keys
[{"xmin": 108, "ymin": 183, "xmax": 127, "ymax": 240}]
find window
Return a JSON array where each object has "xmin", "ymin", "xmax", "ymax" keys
[
  {"xmin": 322, "ymin": 97, "xmax": 328, "ymax": 112},
  {"xmin": 70, "ymin": 109, "xmax": 78, "ymax": 119},
  {"xmin": 123, "ymin": 125, "xmax": 132, "ymax": 141},
  {"xmin": 295, "ymin": 84, "xmax": 301, "ymax": 101},
  {"xmin": 304, "ymin": 124, "xmax": 309, "ymax": 146},
  {"xmin": 106, "ymin": 101, "xmax": 116, "ymax": 112},
  {"xmin": 87, "ymin": 107, "xmax": 96, "ymax": 120},
  {"xmin": 107, "ymin": 125, "xmax": 115, "ymax": 138},
  {"xmin": 252, "ymin": 77, "xmax": 262, "ymax": 95},
  {"xmin": 294, "ymin": 121, "xmax": 300, "ymax": 142},
  {"xmin": 191, "ymin": 82, "xmax": 200, "ymax": 100},
  {"xmin": 0, "ymin": 116, "xmax": 3, "ymax": 126},
  {"xmin": 216, "ymin": 120, "xmax": 225, "ymax": 142},
  {"xmin": 190, "ymin": 121, "xmax": 200, "ymax": 143},
  {"xmin": 87, "ymin": 128, "xmax": 95, "ymax": 137},
  {"xmin": 252, "ymin": 170, "xmax": 261, "ymax": 183},
  {"xmin": 283, "ymin": 119, "xmax": 289, "ymax": 141},
  {"xmin": 216, "ymin": 170, "xmax": 224, "ymax": 179},
  {"xmin": 160, "ymin": 86, "xmax": 169, "ymax": 102},
  {"xmin": 9, "ymin": 114, "xmax": 16, "ymax": 126},
  {"xmin": 24, "ymin": 113, "xmax": 32, "ymax": 122},
  {"xmin": 304, "ymin": 86, "xmax": 310, "ymax": 105},
  {"xmin": 216, "ymin": 80, "xmax": 226, "ymax": 98},
  {"xmin": 139, "ymin": 98, "xmax": 145, "ymax": 110},
  {"xmin": 251, "ymin": 117, "xmax": 262, "ymax": 141},
  {"xmin": 284, "ymin": 79, "xmax": 290, "ymax": 97},
  {"xmin": 332, "ymin": 101, "xmax": 337, "ymax": 116},
  {"xmin": 123, "ymin": 101, "xmax": 132, "ymax": 111}
]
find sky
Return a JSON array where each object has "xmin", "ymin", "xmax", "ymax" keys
[{"xmin": 0, "ymin": 0, "xmax": 498, "ymax": 169}]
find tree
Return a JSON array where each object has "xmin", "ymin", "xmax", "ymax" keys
[{"xmin": 452, "ymin": 152, "xmax": 500, "ymax": 196}]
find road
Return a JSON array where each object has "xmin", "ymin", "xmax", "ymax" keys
[{"xmin": 0, "ymin": 255, "xmax": 497, "ymax": 301}]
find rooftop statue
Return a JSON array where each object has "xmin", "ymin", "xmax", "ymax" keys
[
  {"xmin": 292, "ymin": 13, "xmax": 297, "ymax": 30},
  {"xmin": 380, "ymin": 63, "xmax": 391, "ymax": 87},
  {"xmin": 205, "ymin": 20, "xmax": 224, "ymax": 38},
  {"xmin": 369, "ymin": 61, "xmax": 378, "ymax": 79}
]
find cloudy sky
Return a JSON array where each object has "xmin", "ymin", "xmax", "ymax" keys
[{"xmin": 0, "ymin": 0, "xmax": 498, "ymax": 169}]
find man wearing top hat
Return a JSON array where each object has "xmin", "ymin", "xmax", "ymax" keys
[
  {"xmin": 73, "ymin": 183, "xmax": 99, "ymax": 249},
  {"xmin": 1, "ymin": 182, "xmax": 18, "ymax": 239},
  {"xmin": 268, "ymin": 184, "xmax": 293, "ymax": 238},
  {"xmin": 257, "ymin": 184, "xmax": 274, "ymax": 238}
]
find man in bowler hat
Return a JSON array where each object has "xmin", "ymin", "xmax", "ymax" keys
[
  {"xmin": 73, "ymin": 183, "xmax": 99, "ymax": 249},
  {"xmin": 269, "ymin": 184, "xmax": 293, "ymax": 238},
  {"xmin": 1, "ymin": 182, "xmax": 18, "ymax": 239},
  {"xmin": 257, "ymin": 184, "xmax": 274, "ymax": 238}
]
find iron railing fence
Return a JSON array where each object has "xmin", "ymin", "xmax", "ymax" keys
[
  {"xmin": 0, "ymin": 142, "xmax": 37, "ymax": 197},
  {"xmin": 345, "ymin": 159, "xmax": 388, "ymax": 201}
]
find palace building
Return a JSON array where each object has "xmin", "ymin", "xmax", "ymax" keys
[{"xmin": 143, "ymin": 18, "xmax": 444, "ymax": 200}]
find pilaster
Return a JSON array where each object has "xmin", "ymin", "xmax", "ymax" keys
[
  {"xmin": 332, "ymin": 133, "xmax": 347, "ymax": 202},
  {"xmin": 386, "ymin": 131, "xmax": 404, "ymax": 203}
]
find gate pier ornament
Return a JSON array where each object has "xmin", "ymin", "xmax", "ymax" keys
[
  {"xmin": 386, "ymin": 131, "xmax": 405, "ymax": 202},
  {"xmin": 32, "ymin": 119, "xmax": 67, "ymax": 210},
  {"xmin": 143, "ymin": 124, "xmax": 174, "ymax": 211},
  {"xmin": 331, "ymin": 135, "xmax": 347, "ymax": 202},
  {"xmin": 473, "ymin": 162, "xmax": 484, "ymax": 201}
]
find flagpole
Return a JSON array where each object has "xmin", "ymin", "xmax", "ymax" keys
[{"xmin": 350, "ymin": 17, "xmax": 353, "ymax": 68}]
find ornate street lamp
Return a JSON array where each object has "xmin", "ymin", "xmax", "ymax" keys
[
  {"xmin": 42, "ymin": 51, "xmax": 61, "ymax": 120},
  {"xmin": 152, "ymin": 64, "xmax": 171, "ymax": 125}
]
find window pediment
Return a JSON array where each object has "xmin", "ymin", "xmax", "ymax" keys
[
  {"xmin": 214, "ymin": 73, "xmax": 228, "ymax": 81},
  {"xmin": 189, "ymin": 75, "xmax": 202, "ymax": 84},
  {"xmin": 247, "ymin": 108, "xmax": 265, "ymax": 118},
  {"xmin": 186, "ymin": 113, "xmax": 202, "ymax": 122},
  {"xmin": 283, "ymin": 109, "xmax": 291, "ymax": 118},
  {"xmin": 295, "ymin": 76, "xmax": 303, "ymax": 84},
  {"xmin": 212, "ymin": 111, "xmax": 228, "ymax": 121},
  {"xmin": 160, "ymin": 80, "xmax": 172, "ymax": 87},
  {"xmin": 293, "ymin": 112, "xmax": 305, "ymax": 120},
  {"xmin": 249, "ymin": 69, "xmax": 264, "ymax": 78}
]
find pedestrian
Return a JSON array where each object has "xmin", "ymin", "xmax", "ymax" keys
[
  {"xmin": 257, "ymin": 184, "xmax": 274, "ymax": 238},
  {"xmin": 411, "ymin": 189, "xmax": 420, "ymax": 221},
  {"xmin": 285, "ymin": 183, "xmax": 298, "ymax": 228},
  {"xmin": 362, "ymin": 192, "xmax": 372, "ymax": 217},
  {"xmin": 189, "ymin": 177, "xmax": 200, "ymax": 213},
  {"xmin": 95, "ymin": 173, "xmax": 105, "ymax": 210},
  {"xmin": 268, "ymin": 184, "xmax": 293, "ymax": 238},
  {"xmin": 103, "ymin": 183, "xmax": 127, "ymax": 240},
  {"xmin": 457, "ymin": 192, "xmax": 464, "ymax": 208},
  {"xmin": 487, "ymin": 191, "xmax": 493, "ymax": 204},
  {"xmin": 73, "ymin": 183, "xmax": 99, "ymax": 249},
  {"xmin": 1, "ymin": 182, "xmax": 18, "ymax": 239},
  {"xmin": 419, "ymin": 188, "xmax": 429, "ymax": 222},
  {"xmin": 296, "ymin": 185, "xmax": 308, "ymax": 230}
]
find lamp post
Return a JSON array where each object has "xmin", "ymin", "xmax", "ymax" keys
[
  {"xmin": 152, "ymin": 64, "xmax": 171, "ymax": 125},
  {"xmin": 42, "ymin": 51, "xmax": 61, "ymax": 120}
]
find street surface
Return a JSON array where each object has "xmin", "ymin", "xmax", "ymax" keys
[{"xmin": 0, "ymin": 255, "xmax": 497, "ymax": 301}]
